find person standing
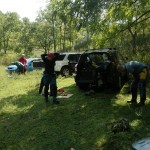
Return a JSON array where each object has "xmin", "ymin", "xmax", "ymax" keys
[
  {"xmin": 18, "ymin": 54, "xmax": 27, "ymax": 74},
  {"xmin": 41, "ymin": 52, "xmax": 59, "ymax": 105},
  {"xmin": 118, "ymin": 61, "xmax": 149, "ymax": 106}
]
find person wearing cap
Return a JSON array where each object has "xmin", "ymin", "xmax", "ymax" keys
[
  {"xmin": 118, "ymin": 61, "xmax": 149, "ymax": 106},
  {"xmin": 41, "ymin": 52, "xmax": 59, "ymax": 105},
  {"xmin": 18, "ymin": 54, "xmax": 27, "ymax": 74}
]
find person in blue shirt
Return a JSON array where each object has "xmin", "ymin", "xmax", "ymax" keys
[{"xmin": 118, "ymin": 61, "xmax": 148, "ymax": 106}]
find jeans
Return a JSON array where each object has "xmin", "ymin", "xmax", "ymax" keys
[
  {"xmin": 43, "ymin": 73, "xmax": 57, "ymax": 100},
  {"xmin": 131, "ymin": 78, "xmax": 146, "ymax": 104}
]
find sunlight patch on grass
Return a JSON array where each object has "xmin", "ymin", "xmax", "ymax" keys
[
  {"xmin": 57, "ymin": 77, "xmax": 75, "ymax": 88},
  {"xmin": 131, "ymin": 119, "xmax": 142, "ymax": 127},
  {"xmin": 95, "ymin": 136, "xmax": 106, "ymax": 148},
  {"xmin": 1, "ymin": 103, "xmax": 34, "ymax": 114},
  {"xmin": 112, "ymin": 102, "xmax": 125, "ymax": 107},
  {"xmin": 1, "ymin": 104, "xmax": 18, "ymax": 113},
  {"xmin": 81, "ymin": 104, "xmax": 86, "ymax": 108},
  {"xmin": 111, "ymin": 94, "xmax": 127, "ymax": 106}
]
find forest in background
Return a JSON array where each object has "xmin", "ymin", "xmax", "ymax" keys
[{"xmin": 0, "ymin": 0, "xmax": 150, "ymax": 63}]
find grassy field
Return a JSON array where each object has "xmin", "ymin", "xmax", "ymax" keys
[{"xmin": 0, "ymin": 65, "xmax": 150, "ymax": 150}]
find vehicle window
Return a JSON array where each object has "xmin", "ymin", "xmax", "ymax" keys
[
  {"xmin": 89, "ymin": 53, "xmax": 104, "ymax": 65},
  {"xmin": 102, "ymin": 53, "xmax": 109, "ymax": 61},
  {"xmin": 78, "ymin": 54, "xmax": 88, "ymax": 64},
  {"xmin": 68, "ymin": 54, "xmax": 80, "ymax": 62},
  {"xmin": 33, "ymin": 60, "xmax": 45, "ymax": 67},
  {"xmin": 56, "ymin": 54, "xmax": 66, "ymax": 60}
]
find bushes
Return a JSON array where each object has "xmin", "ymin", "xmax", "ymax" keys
[{"xmin": 0, "ymin": 53, "xmax": 18, "ymax": 66}]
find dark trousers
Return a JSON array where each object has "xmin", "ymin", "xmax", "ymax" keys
[
  {"xmin": 131, "ymin": 78, "xmax": 146, "ymax": 104},
  {"xmin": 42, "ymin": 73, "xmax": 57, "ymax": 100}
]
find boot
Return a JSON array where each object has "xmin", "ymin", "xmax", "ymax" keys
[
  {"xmin": 137, "ymin": 102, "xmax": 145, "ymax": 107},
  {"xmin": 127, "ymin": 99, "xmax": 137, "ymax": 104},
  {"xmin": 137, "ymin": 100, "xmax": 145, "ymax": 107}
]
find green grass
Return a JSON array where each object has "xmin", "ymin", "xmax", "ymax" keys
[{"xmin": 0, "ymin": 65, "xmax": 150, "ymax": 150}]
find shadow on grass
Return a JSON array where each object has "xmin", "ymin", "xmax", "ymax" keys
[{"xmin": 0, "ymin": 82, "xmax": 150, "ymax": 150}]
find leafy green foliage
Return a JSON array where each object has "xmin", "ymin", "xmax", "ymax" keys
[
  {"xmin": 0, "ymin": 0, "xmax": 150, "ymax": 56},
  {"xmin": 0, "ymin": 65, "xmax": 150, "ymax": 150}
]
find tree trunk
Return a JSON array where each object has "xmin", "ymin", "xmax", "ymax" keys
[
  {"xmin": 63, "ymin": 23, "xmax": 66, "ymax": 51},
  {"xmin": 127, "ymin": 26, "xmax": 137, "ymax": 54},
  {"xmin": 52, "ymin": 15, "xmax": 56, "ymax": 52}
]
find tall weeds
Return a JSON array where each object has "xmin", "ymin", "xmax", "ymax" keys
[{"xmin": 0, "ymin": 53, "xmax": 19, "ymax": 66}]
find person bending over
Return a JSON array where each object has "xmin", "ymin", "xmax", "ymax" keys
[{"xmin": 118, "ymin": 61, "xmax": 149, "ymax": 106}]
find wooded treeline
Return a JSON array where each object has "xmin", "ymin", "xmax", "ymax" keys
[{"xmin": 0, "ymin": 0, "xmax": 150, "ymax": 59}]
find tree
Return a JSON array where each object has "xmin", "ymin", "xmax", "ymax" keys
[
  {"xmin": 18, "ymin": 17, "xmax": 36, "ymax": 55},
  {"xmin": 102, "ymin": 0, "xmax": 150, "ymax": 54},
  {"xmin": 0, "ymin": 12, "xmax": 21, "ymax": 54}
]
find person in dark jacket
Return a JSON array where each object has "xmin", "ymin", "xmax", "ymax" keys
[
  {"xmin": 41, "ymin": 52, "xmax": 59, "ymax": 104},
  {"xmin": 15, "ymin": 61, "xmax": 24, "ymax": 74},
  {"xmin": 118, "ymin": 61, "xmax": 149, "ymax": 106}
]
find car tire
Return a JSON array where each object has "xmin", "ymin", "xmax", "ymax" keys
[{"xmin": 61, "ymin": 66, "xmax": 71, "ymax": 77}]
